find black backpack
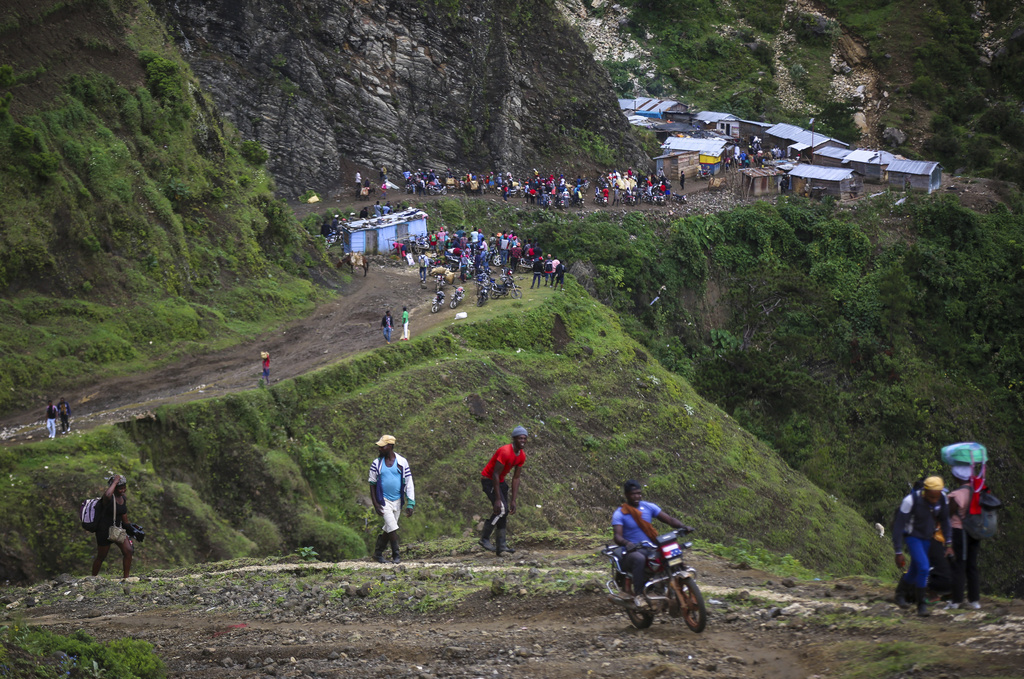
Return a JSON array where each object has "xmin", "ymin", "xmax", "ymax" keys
[
  {"xmin": 963, "ymin": 483, "xmax": 1001, "ymax": 540},
  {"xmin": 544, "ymin": 261, "xmax": 554, "ymax": 273}
]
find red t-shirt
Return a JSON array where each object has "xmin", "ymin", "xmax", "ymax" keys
[{"xmin": 481, "ymin": 444, "xmax": 525, "ymax": 483}]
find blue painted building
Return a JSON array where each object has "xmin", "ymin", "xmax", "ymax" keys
[{"xmin": 345, "ymin": 208, "xmax": 428, "ymax": 254}]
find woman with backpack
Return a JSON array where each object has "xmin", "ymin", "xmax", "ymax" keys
[
  {"xmin": 946, "ymin": 465, "xmax": 982, "ymax": 610},
  {"xmin": 92, "ymin": 474, "xmax": 134, "ymax": 579}
]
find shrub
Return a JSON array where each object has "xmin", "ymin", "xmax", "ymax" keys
[
  {"xmin": 240, "ymin": 515, "xmax": 283, "ymax": 555},
  {"xmin": 138, "ymin": 51, "xmax": 181, "ymax": 102},
  {"xmin": 295, "ymin": 513, "xmax": 366, "ymax": 560},
  {"xmin": 240, "ymin": 139, "xmax": 269, "ymax": 166}
]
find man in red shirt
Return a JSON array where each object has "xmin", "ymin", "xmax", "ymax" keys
[{"xmin": 479, "ymin": 426, "xmax": 528, "ymax": 556}]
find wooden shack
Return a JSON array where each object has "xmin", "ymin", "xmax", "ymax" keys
[
  {"xmin": 886, "ymin": 160, "xmax": 941, "ymax": 193},
  {"xmin": 813, "ymin": 146, "xmax": 853, "ymax": 168},
  {"xmin": 654, "ymin": 151, "xmax": 700, "ymax": 180},
  {"xmin": 661, "ymin": 137, "xmax": 729, "ymax": 176},
  {"xmin": 787, "ymin": 165, "xmax": 863, "ymax": 200},
  {"xmin": 843, "ymin": 149, "xmax": 896, "ymax": 182},
  {"xmin": 693, "ymin": 111, "xmax": 740, "ymax": 139},
  {"xmin": 739, "ymin": 168, "xmax": 783, "ymax": 198}
]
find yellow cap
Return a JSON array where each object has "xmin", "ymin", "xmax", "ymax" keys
[
  {"xmin": 923, "ymin": 476, "xmax": 944, "ymax": 491},
  {"xmin": 376, "ymin": 435, "xmax": 396, "ymax": 447}
]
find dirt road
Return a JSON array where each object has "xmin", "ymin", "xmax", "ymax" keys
[
  {"xmin": 0, "ymin": 265, "xmax": 452, "ymax": 443},
  {"xmin": 11, "ymin": 545, "xmax": 1024, "ymax": 678}
]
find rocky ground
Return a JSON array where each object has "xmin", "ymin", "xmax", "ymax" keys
[{"xmin": 5, "ymin": 543, "xmax": 1023, "ymax": 678}]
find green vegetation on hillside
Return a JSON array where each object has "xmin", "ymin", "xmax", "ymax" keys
[
  {"xmin": 0, "ymin": 287, "xmax": 889, "ymax": 583},
  {"xmin": 0, "ymin": 0, "xmax": 335, "ymax": 414},
  {"xmin": 0, "ymin": 621, "xmax": 164, "ymax": 679},
  {"xmin": 444, "ymin": 195, "xmax": 1024, "ymax": 595}
]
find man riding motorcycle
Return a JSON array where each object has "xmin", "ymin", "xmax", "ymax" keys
[{"xmin": 612, "ymin": 480, "xmax": 689, "ymax": 609}]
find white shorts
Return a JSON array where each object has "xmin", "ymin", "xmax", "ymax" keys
[{"xmin": 381, "ymin": 498, "xmax": 403, "ymax": 533}]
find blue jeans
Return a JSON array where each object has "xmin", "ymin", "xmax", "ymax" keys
[
  {"xmin": 383, "ymin": 327, "xmax": 392, "ymax": 343},
  {"xmin": 903, "ymin": 536, "xmax": 930, "ymax": 589},
  {"xmin": 531, "ymin": 272, "xmax": 542, "ymax": 287}
]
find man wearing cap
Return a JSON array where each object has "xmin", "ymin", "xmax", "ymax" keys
[
  {"xmin": 479, "ymin": 427, "xmax": 528, "ymax": 556},
  {"xmin": 892, "ymin": 476, "xmax": 953, "ymax": 616},
  {"xmin": 612, "ymin": 480, "xmax": 689, "ymax": 609},
  {"xmin": 368, "ymin": 435, "xmax": 415, "ymax": 564}
]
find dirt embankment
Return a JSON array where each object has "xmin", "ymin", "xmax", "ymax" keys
[{"xmin": 8, "ymin": 546, "xmax": 1024, "ymax": 678}]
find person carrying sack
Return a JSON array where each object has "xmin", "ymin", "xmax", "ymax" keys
[{"xmin": 92, "ymin": 474, "xmax": 134, "ymax": 579}]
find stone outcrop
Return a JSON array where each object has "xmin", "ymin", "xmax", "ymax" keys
[{"xmin": 154, "ymin": 0, "xmax": 647, "ymax": 198}]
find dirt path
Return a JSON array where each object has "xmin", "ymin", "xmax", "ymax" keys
[
  {"xmin": 0, "ymin": 266, "xmax": 452, "ymax": 444},
  {"xmin": 11, "ymin": 547, "xmax": 1024, "ymax": 678}
]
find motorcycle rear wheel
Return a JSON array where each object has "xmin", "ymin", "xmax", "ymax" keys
[
  {"xmin": 626, "ymin": 608, "xmax": 654, "ymax": 630},
  {"xmin": 679, "ymin": 577, "xmax": 707, "ymax": 633}
]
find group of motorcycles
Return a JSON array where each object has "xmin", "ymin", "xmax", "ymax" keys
[{"xmin": 429, "ymin": 255, "xmax": 522, "ymax": 312}]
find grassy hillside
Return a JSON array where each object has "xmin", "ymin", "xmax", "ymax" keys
[
  {"xmin": 0, "ymin": 0, "xmax": 336, "ymax": 414},
  {"xmin": 441, "ymin": 192, "xmax": 1024, "ymax": 595},
  {"xmin": 0, "ymin": 286, "xmax": 890, "ymax": 583}
]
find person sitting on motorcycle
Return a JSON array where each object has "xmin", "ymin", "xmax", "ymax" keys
[{"xmin": 612, "ymin": 480, "xmax": 688, "ymax": 609}]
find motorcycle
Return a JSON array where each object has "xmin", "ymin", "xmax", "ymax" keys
[
  {"xmin": 449, "ymin": 286, "xmax": 464, "ymax": 308},
  {"xmin": 601, "ymin": 527, "xmax": 706, "ymax": 632},
  {"xmin": 475, "ymin": 273, "xmax": 490, "ymax": 306},
  {"xmin": 430, "ymin": 289, "xmax": 446, "ymax": 313},
  {"xmin": 499, "ymin": 270, "xmax": 522, "ymax": 299}
]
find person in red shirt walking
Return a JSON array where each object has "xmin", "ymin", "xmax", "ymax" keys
[{"xmin": 479, "ymin": 426, "xmax": 528, "ymax": 556}]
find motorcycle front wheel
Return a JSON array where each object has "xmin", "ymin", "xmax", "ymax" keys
[
  {"xmin": 626, "ymin": 608, "xmax": 654, "ymax": 630},
  {"xmin": 450, "ymin": 298, "xmax": 460, "ymax": 309},
  {"xmin": 678, "ymin": 577, "xmax": 707, "ymax": 633},
  {"xmin": 431, "ymin": 303, "xmax": 441, "ymax": 313},
  {"xmin": 510, "ymin": 288, "xmax": 522, "ymax": 299}
]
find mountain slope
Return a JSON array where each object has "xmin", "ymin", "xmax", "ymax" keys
[
  {"xmin": 0, "ymin": 0, "xmax": 336, "ymax": 414},
  {"xmin": 0, "ymin": 286, "xmax": 890, "ymax": 583},
  {"xmin": 153, "ymin": 0, "xmax": 650, "ymax": 198}
]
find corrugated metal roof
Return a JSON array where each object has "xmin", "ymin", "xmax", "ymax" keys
[
  {"xmin": 346, "ymin": 208, "xmax": 427, "ymax": 232},
  {"xmin": 739, "ymin": 168, "xmax": 783, "ymax": 177},
  {"xmin": 765, "ymin": 122, "xmax": 807, "ymax": 140},
  {"xmin": 844, "ymin": 149, "xmax": 897, "ymax": 164},
  {"xmin": 816, "ymin": 146, "xmax": 853, "ymax": 160},
  {"xmin": 627, "ymin": 115, "xmax": 656, "ymax": 128},
  {"xmin": 788, "ymin": 165, "xmax": 857, "ymax": 181},
  {"xmin": 887, "ymin": 160, "xmax": 940, "ymax": 175},
  {"xmin": 662, "ymin": 137, "xmax": 728, "ymax": 156},
  {"xmin": 737, "ymin": 118, "xmax": 773, "ymax": 128},
  {"xmin": 695, "ymin": 111, "xmax": 738, "ymax": 123},
  {"xmin": 765, "ymin": 123, "xmax": 848, "ymax": 148}
]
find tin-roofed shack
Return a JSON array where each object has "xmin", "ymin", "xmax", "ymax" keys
[
  {"xmin": 661, "ymin": 137, "xmax": 730, "ymax": 176},
  {"xmin": 787, "ymin": 165, "xmax": 863, "ymax": 200},
  {"xmin": 344, "ymin": 208, "xmax": 428, "ymax": 254},
  {"xmin": 738, "ymin": 167, "xmax": 783, "ymax": 198},
  {"xmin": 843, "ymin": 149, "xmax": 897, "ymax": 182},
  {"xmin": 619, "ymin": 97, "xmax": 690, "ymax": 122},
  {"xmin": 693, "ymin": 111, "xmax": 740, "ymax": 139},
  {"xmin": 813, "ymin": 146, "xmax": 853, "ymax": 168},
  {"xmin": 887, "ymin": 160, "xmax": 942, "ymax": 193}
]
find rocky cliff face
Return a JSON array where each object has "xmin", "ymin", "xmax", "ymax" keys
[{"xmin": 154, "ymin": 0, "xmax": 647, "ymax": 198}]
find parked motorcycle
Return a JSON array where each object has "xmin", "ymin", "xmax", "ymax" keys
[
  {"xmin": 475, "ymin": 273, "xmax": 490, "ymax": 306},
  {"xmin": 601, "ymin": 527, "xmax": 706, "ymax": 632},
  {"xmin": 430, "ymin": 289, "xmax": 446, "ymax": 313},
  {"xmin": 449, "ymin": 286, "xmax": 464, "ymax": 309}
]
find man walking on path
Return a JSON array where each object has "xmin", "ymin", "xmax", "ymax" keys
[
  {"xmin": 381, "ymin": 310, "xmax": 393, "ymax": 344},
  {"xmin": 401, "ymin": 306, "xmax": 410, "ymax": 341},
  {"xmin": 57, "ymin": 397, "xmax": 71, "ymax": 434},
  {"xmin": 479, "ymin": 426, "xmax": 528, "ymax": 556},
  {"xmin": 45, "ymin": 400, "xmax": 58, "ymax": 439},
  {"xmin": 261, "ymin": 351, "xmax": 271, "ymax": 385},
  {"xmin": 893, "ymin": 476, "xmax": 953, "ymax": 616},
  {"xmin": 554, "ymin": 260, "xmax": 565, "ymax": 291},
  {"xmin": 418, "ymin": 251, "xmax": 430, "ymax": 284},
  {"xmin": 368, "ymin": 435, "xmax": 415, "ymax": 564}
]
